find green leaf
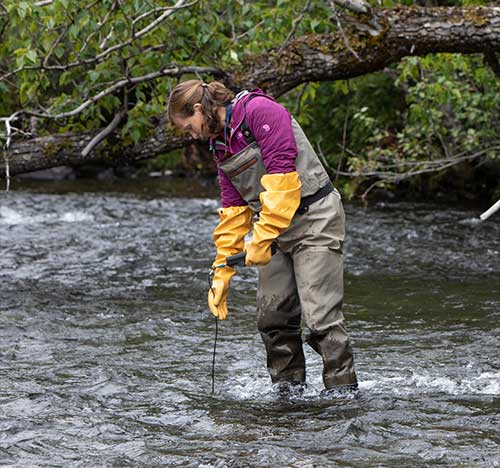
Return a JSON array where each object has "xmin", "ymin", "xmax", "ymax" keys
[
  {"xmin": 337, "ymin": 80, "xmax": 349, "ymax": 95},
  {"xmin": 41, "ymin": 36, "xmax": 55, "ymax": 53},
  {"xmin": 130, "ymin": 127, "xmax": 142, "ymax": 142},
  {"xmin": 88, "ymin": 70, "xmax": 100, "ymax": 82},
  {"xmin": 15, "ymin": 56, "xmax": 25, "ymax": 68},
  {"xmin": 25, "ymin": 49, "xmax": 37, "ymax": 64},
  {"xmin": 59, "ymin": 71, "xmax": 72, "ymax": 86},
  {"xmin": 69, "ymin": 24, "xmax": 79, "ymax": 40},
  {"xmin": 19, "ymin": 81, "xmax": 37, "ymax": 103},
  {"xmin": 229, "ymin": 50, "xmax": 239, "ymax": 62},
  {"xmin": 17, "ymin": 2, "xmax": 31, "ymax": 19}
]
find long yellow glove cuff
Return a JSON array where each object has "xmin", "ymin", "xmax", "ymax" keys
[
  {"xmin": 245, "ymin": 172, "xmax": 302, "ymax": 266},
  {"xmin": 209, "ymin": 205, "xmax": 252, "ymax": 320},
  {"xmin": 212, "ymin": 205, "xmax": 253, "ymax": 267}
]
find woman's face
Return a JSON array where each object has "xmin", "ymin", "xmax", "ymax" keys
[{"xmin": 174, "ymin": 103, "xmax": 214, "ymax": 140}]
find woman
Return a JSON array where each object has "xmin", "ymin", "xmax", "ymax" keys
[{"xmin": 167, "ymin": 80, "xmax": 358, "ymax": 394}]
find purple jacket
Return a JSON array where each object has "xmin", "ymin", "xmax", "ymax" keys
[{"xmin": 210, "ymin": 89, "xmax": 298, "ymax": 208}]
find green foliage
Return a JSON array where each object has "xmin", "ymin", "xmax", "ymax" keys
[
  {"xmin": 285, "ymin": 53, "xmax": 499, "ymax": 199},
  {"xmin": 346, "ymin": 55, "xmax": 498, "ymax": 181},
  {"xmin": 0, "ymin": 0, "xmax": 497, "ymax": 200},
  {"xmin": 280, "ymin": 70, "xmax": 405, "ymax": 169},
  {"xmin": 0, "ymin": 0, "xmax": 333, "ymax": 134}
]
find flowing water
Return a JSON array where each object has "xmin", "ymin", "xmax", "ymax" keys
[{"xmin": 1, "ymin": 179, "xmax": 499, "ymax": 468}]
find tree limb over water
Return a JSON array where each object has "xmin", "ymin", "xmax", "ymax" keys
[
  {"xmin": 334, "ymin": 145, "xmax": 500, "ymax": 199},
  {"xmin": 0, "ymin": 2, "xmax": 499, "ymax": 178}
]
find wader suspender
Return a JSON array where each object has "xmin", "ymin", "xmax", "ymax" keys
[
  {"xmin": 238, "ymin": 96, "xmax": 334, "ymax": 215},
  {"xmin": 240, "ymin": 118, "xmax": 256, "ymax": 145}
]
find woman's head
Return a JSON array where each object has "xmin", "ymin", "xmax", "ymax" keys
[{"xmin": 167, "ymin": 80, "xmax": 234, "ymax": 139}]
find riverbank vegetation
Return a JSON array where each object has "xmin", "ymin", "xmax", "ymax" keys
[{"xmin": 0, "ymin": 0, "xmax": 498, "ymax": 201}]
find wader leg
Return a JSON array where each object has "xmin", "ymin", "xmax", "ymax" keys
[
  {"xmin": 294, "ymin": 246, "xmax": 357, "ymax": 389},
  {"xmin": 257, "ymin": 249, "xmax": 305, "ymax": 385}
]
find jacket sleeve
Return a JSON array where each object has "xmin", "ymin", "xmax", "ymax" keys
[{"xmin": 244, "ymin": 97, "xmax": 298, "ymax": 174}]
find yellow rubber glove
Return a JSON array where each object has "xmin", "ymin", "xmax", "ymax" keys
[
  {"xmin": 208, "ymin": 206, "xmax": 252, "ymax": 320},
  {"xmin": 245, "ymin": 172, "xmax": 302, "ymax": 266},
  {"xmin": 208, "ymin": 267, "xmax": 233, "ymax": 320}
]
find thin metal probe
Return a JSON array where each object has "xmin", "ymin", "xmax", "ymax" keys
[
  {"xmin": 207, "ymin": 253, "xmax": 245, "ymax": 394},
  {"xmin": 211, "ymin": 316, "xmax": 218, "ymax": 394},
  {"xmin": 208, "ymin": 269, "xmax": 218, "ymax": 394}
]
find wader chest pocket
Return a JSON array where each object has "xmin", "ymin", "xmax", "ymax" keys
[
  {"xmin": 227, "ymin": 156, "xmax": 258, "ymax": 178},
  {"xmin": 220, "ymin": 142, "xmax": 267, "ymax": 210}
]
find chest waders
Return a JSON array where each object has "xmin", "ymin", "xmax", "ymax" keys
[{"xmin": 219, "ymin": 112, "xmax": 358, "ymax": 391}]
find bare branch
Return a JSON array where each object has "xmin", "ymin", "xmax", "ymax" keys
[
  {"xmin": 335, "ymin": 145, "xmax": 500, "ymax": 182},
  {"xmin": 234, "ymin": 20, "xmax": 265, "ymax": 42},
  {"xmin": 1, "ymin": 116, "xmax": 16, "ymax": 191},
  {"xmin": 81, "ymin": 109, "xmax": 126, "ymax": 156},
  {"xmin": 278, "ymin": 0, "xmax": 312, "ymax": 54},
  {"xmin": 133, "ymin": 3, "xmax": 189, "ymax": 26},
  {"xmin": 77, "ymin": 1, "xmax": 117, "ymax": 60},
  {"xmin": 94, "ymin": 0, "xmax": 196, "ymax": 62},
  {"xmin": 293, "ymin": 82, "xmax": 308, "ymax": 116},
  {"xmin": 315, "ymin": 138, "xmax": 335, "ymax": 178},
  {"xmin": 328, "ymin": 0, "xmax": 362, "ymax": 61},
  {"xmin": 99, "ymin": 27, "xmax": 114, "ymax": 50},
  {"xmin": 20, "ymin": 65, "xmax": 223, "ymax": 120},
  {"xmin": 336, "ymin": 84, "xmax": 351, "ymax": 183},
  {"xmin": 43, "ymin": 24, "xmax": 69, "ymax": 67},
  {"xmin": 361, "ymin": 180, "xmax": 384, "ymax": 200},
  {"xmin": 0, "ymin": 0, "xmax": 198, "ymax": 82}
]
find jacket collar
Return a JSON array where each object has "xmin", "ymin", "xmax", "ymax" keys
[{"xmin": 229, "ymin": 88, "xmax": 269, "ymax": 139}]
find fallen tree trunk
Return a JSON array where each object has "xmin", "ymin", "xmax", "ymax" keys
[
  {"xmin": 1, "ymin": 6, "xmax": 499, "ymax": 177},
  {"xmin": 2, "ymin": 115, "xmax": 188, "ymax": 176}
]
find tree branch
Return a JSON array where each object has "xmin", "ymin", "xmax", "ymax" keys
[
  {"xmin": 335, "ymin": 145, "xmax": 500, "ymax": 182},
  {"xmin": 0, "ymin": 0, "xmax": 198, "ymax": 81},
  {"xmin": 328, "ymin": 0, "xmax": 362, "ymax": 61},
  {"xmin": 480, "ymin": 199, "xmax": 500, "ymax": 221},
  {"xmin": 1, "ymin": 116, "xmax": 15, "ymax": 191},
  {"xmin": 246, "ymin": 6, "xmax": 500, "ymax": 96},
  {"xmin": 76, "ymin": 0, "xmax": 117, "ymax": 61},
  {"xmin": 278, "ymin": 0, "xmax": 312, "ymax": 54},
  {"xmin": 25, "ymin": 65, "xmax": 223, "ymax": 120},
  {"xmin": 81, "ymin": 109, "xmax": 126, "ymax": 157},
  {"xmin": 1, "ymin": 5, "xmax": 499, "ymax": 176}
]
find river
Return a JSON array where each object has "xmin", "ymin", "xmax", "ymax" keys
[{"xmin": 1, "ymin": 178, "xmax": 499, "ymax": 468}]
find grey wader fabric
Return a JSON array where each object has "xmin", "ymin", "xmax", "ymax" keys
[
  {"xmin": 219, "ymin": 118, "xmax": 330, "ymax": 212},
  {"xmin": 258, "ymin": 191, "xmax": 357, "ymax": 388},
  {"xmin": 219, "ymin": 116, "xmax": 357, "ymax": 389}
]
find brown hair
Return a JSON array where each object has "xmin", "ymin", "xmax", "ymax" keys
[{"xmin": 167, "ymin": 80, "xmax": 234, "ymax": 134}]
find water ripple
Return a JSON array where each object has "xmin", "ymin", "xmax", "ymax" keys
[{"xmin": 0, "ymin": 186, "xmax": 499, "ymax": 467}]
